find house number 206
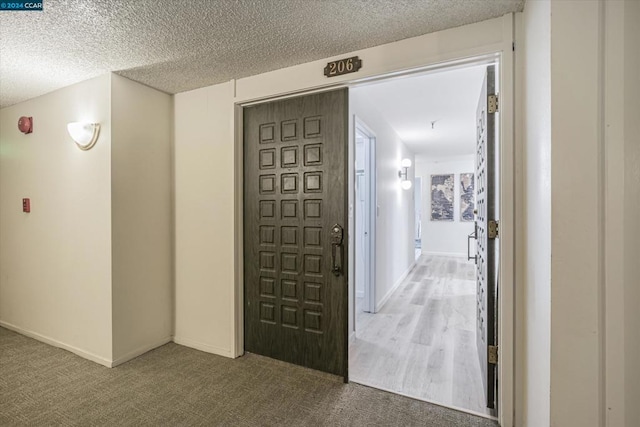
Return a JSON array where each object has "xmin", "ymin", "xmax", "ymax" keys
[{"xmin": 324, "ymin": 56, "xmax": 362, "ymax": 78}]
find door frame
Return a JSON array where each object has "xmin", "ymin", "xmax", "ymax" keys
[
  {"xmin": 232, "ymin": 14, "xmax": 516, "ymax": 426},
  {"xmin": 414, "ymin": 176, "xmax": 422, "ymax": 257},
  {"xmin": 348, "ymin": 60, "xmax": 501, "ymax": 419},
  {"xmin": 354, "ymin": 117, "xmax": 377, "ymax": 315}
]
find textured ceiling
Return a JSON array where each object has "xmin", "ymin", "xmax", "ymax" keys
[
  {"xmin": 353, "ymin": 65, "xmax": 486, "ymax": 158},
  {"xmin": 0, "ymin": 0, "xmax": 524, "ymax": 109}
]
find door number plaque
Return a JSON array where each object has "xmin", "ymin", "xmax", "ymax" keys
[{"xmin": 324, "ymin": 56, "xmax": 362, "ymax": 78}]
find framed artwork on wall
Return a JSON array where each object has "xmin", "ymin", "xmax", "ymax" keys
[
  {"xmin": 430, "ymin": 174, "xmax": 454, "ymax": 221},
  {"xmin": 460, "ymin": 173, "xmax": 475, "ymax": 221}
]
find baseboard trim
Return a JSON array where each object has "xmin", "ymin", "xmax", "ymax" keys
[
  {"xmin": 376, "ymin": 260, "xmax": 417, "ymax": 312},
  {"xmin": 423, "ymin": 251, "xmax": 468, "ymax": 259},
  {"xmin": 172, "ymin": 336, "xmax": 233, "ymax": 358},
  {"xmin": 0, "ymin": 320, "xmax": 112, "ymax": 368},
  {"xmin": 111, "ymin": 336, "xmax": 173, "ymax": 367}
]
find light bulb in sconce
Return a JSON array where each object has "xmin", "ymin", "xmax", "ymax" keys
[
  {"xmin": 67, "ymin": 122, "xmax": 100, "ymax": 151},
  {"xmin": 400, "ymin": 158, "xmax": 412, "ymax": 168},
  {"xmin": 401, "ymin": 180, "xmax": 413, "ymax": 190}
]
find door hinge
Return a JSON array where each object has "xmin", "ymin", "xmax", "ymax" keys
[
  {"xmin": 488, "ymin": 345, "xmax": 499, "ymax": 364},
  {"xmin": 488, "ymin": 94, "xmax": 499, "ymax": 113},
  {"xmin": 488, "ymin": 220, "xmax": 499, "ymax": 239}
]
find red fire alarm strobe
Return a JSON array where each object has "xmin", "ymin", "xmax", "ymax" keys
[
  {"xmin": 22, "ymin": 198, "xmax": 30, "ymax": 213},
  {"xmin": 18, "ymin": 116, "xmax": 33, "ymax": 134}
]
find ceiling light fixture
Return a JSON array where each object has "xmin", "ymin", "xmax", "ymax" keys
[{"xmin": 67, "ymin": 122, "xmax": 100, "ymax": 151}]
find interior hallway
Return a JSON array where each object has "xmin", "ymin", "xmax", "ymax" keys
[
  {"xmin": 350, "ymin": 255, "xmax": 491, "ymax": 417},
  {"xmin": 0, "ymin": 327, "xmax": 497, "ymax": 427}
]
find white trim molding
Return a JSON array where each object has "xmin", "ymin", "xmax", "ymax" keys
[
  {"xmin": 173, "ymin": 336, "xmax": 234, "ymax": 358},
  {"xmin": 376, "ymin": 261, "xmax": 417, "ymax": 312},
  {"xmin": 111, "ymin": 337, "xmax": 173, "ymax": 367},
  {"xmin": 0, "ymin": 320, "xmax": 113, "ymax": 368}
]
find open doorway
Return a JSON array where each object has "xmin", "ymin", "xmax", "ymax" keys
[
  {"xmin": 355, "ymin": 121, "xmax": 376, "ymax": 315},
  {"xmin": 348, "ymin": 62, "xmax": 498, "ymax": 418}
]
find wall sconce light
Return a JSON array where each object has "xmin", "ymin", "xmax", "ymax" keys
[
  {"xmin": 67, "ymin": 122, "xmax": 100, "ymax": 151},
  {"xmin": 398, "ymin": 158, "xmax": 412, "ymax": 190}
]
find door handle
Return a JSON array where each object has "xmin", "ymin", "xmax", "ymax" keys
[
  {"xmin": 330, "ymin": 224, "xmax": 344, "ymax": 277},
  {"xmin": 468, "ymin": 229, "xmax": 477, "ymax": 263}
]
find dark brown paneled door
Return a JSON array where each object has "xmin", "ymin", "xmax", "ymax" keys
[
  {"xmin": 243, "ymin": 89, "xmax": 348, "ymax": 378},
  {"xmin": 475, "ymin": 65, "xmax": 498, "ymax": 409}
]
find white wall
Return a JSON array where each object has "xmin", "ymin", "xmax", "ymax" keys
[
  {"xmin": 518, "ymin": 1, "xmax": 607, "ymax": 425},
  {"xmin": 414, "ymin": 155, "xmax": 475, "ymax": 257},
  {"xmin": 0, "ymin": 73, "xmax": 174, "ymax": 367},
  {"xmin": 549, "ymin": 2, "xmax": 603, "ymax": 425},
  {"xmin": 350, "ymin": 88, "xmax": 415, "ymax": 311},
  {"xmin": 604, "ymin": 1, "xmax": 626, "ymax": 425},
  {"xmin": 517, "ymin": 2, "xmax": 640, "ymax": 426},
  {"xmin": 516, "ymin": 1, "xmax": 551, "ymax": 426},
  {"xmin": 517, "ymin": 3, "xmax": 640, "ymax": 426},
  {"xmin": 0, "ymin": 75, "xmax": 114, "ymax": 364},
  {"xmin": 110, "ymin": 75, "xmax": 173, "ymax": 364},
  {"xmin": 173, "ymin": 82, "xmax": 235, "ymax": 357},
  {"xmin": 598, "ymin": 3, "xmax": 640, "ymax": 425},
  {"xmin": 623, "ymin": 1, "xmax": 640, "ymax": 424}
]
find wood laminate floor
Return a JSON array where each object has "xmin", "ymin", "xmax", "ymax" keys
[{"xmin": 349, "ymin": 254, "xmax": 494, "ymax": 417}]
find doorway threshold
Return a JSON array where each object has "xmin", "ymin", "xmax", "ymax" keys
[{"xmin": 350, "ymin": 379, "xmax": 497, "ymax": 422}]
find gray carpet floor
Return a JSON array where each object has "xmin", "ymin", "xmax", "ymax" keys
[{"xmin": 0, "ymin": 327, "xmax": 498, "ymax": 426}]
